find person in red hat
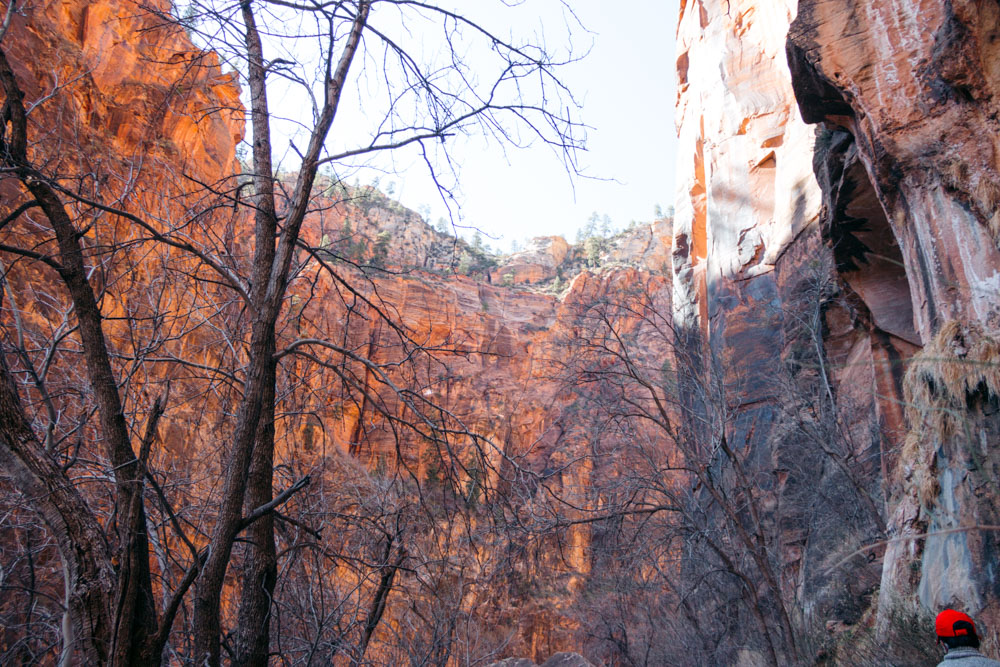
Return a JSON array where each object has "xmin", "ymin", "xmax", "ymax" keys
[{"xmin": 936, "ymin": 609, "xmax": 1000, "ymax": 665}]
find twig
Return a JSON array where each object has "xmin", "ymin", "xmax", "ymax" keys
[{"xmin": 237, "ymin": 476, "xmax": 311, "ymax": 533}]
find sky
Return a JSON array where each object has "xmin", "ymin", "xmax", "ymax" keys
[
  {"xmin": 388, "ymin": 1, "xmax": 681, "ymax": 250},
  {"xmin": 217, "ymin": 0, "xmax": 681, "ymax": 252}
]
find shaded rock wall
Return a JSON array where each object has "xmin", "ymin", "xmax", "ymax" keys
[
  {"xmin": 787, "ymin": 0, "xmax": 1000, "ymax": 635},
  {"xmin": 673, "ymin": 0, "xmax": 891, "ymax": 637},
  {"xmin": 788, "ymin": 0, "xmax": 1000, "ymax": 341},
  {"xmin": 675, "ymin": 0, "xmax": 1000, "ymax": 650}
]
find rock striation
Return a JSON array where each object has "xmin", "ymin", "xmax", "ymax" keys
[
  {"xmin": 786, "ymin": 0, "xmax": 1000, "ymax": 640},
  {"xmin": 675, "ymin": 0, "xmax": 1000, "ymax": 658}
]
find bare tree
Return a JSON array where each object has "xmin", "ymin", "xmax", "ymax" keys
[
  {"xmin": 547, "ymin": 267, "xmax": 891, "ymax": 666},
  {"xmin": 0, "ymin": 0, "xmax": 584, "ymax": 663}
]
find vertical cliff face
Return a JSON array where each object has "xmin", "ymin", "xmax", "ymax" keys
[
  {"xmin": 789, "ymin": 0, "xmax": 1000, "ymax": 340},
  {"xmin": 786, "ymin": 0, "xmax": 1000, "ymax": 634},
  {"xmin": 676, "ymin": 0, "xmax": 1000, "ymax": 650},
  {"xmin": 4, "ymin": 0, "xmax": 242, "ymax": 181},
  {"xmin": 674, "ymin": 0, "xmax": 825, "ymax": 453},
  {"xmin": 674, "ymin": 0, "xmax": 891, "ymax": 638}
]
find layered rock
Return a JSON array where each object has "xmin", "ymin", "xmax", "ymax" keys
[
  {"xmin": 673, "ymin": 3, "xmax": 887, "ymax": 649},
  {"xmin": 675, "ymin": 0, "xmax": 1000, "ymax": 657},
  {"xmin": 788, "ymin": 0, "xmax": 1000, "ymax": 638},
  {"xmin": 491, "ymin": 236, "xmax": 570, "ymax": 285}
]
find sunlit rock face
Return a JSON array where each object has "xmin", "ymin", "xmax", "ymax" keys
[
  {"xmin": 491, "ymin": 236, "xmax": 571, "ymax": 285},
  {"xmin": 673, "ymin": 0, "xmax": 822, "ymax": 340},
  {"xmin": 787, "ymin": 0, "xmax": 1000, "ymax": 633},
  {"xmin": 4, "ymin": 0, "xmax": 243, "ymax": 181}
]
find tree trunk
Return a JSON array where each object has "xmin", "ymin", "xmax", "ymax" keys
[
  {"xmin": 0, "ymin": 333, "xmax": 115, "ymax": 664},
  {"xmin": 1, "ymin": 47, "xmax": 158, "ymax": 665},
  {"xmin": 235, "ymin": 366, "xmax": 277, "ymax": 667},
  {"xmin": 192, "ymin": 3, "xmax": 369, "ymax": 661},
  {"xmin": 234, "ymin": 3, "xmax": 280, "ymax": 660}
]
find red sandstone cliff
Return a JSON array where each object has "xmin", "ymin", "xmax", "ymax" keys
[
  {"xmin": 788, "ymin": 0, "xmax": 1000, "ymax": 644},
  {"xmin": 675, "ymin": 0, "xmax": 1000, "ymax": 661},
  {"xmin": 0, "ymin": 2, "xmax": 672, "ymax": 661},
  {"xmin": 4, "ymin": 0, "xmax": 1000, "ymax": 663}
]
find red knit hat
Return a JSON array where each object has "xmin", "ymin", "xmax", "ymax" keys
[{"xmin": 936, "ymin": 609, "xmax": 978, "ymax": 638}]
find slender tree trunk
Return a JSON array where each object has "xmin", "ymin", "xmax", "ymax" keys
[
  {"xmin": 0, "ymin": 321, "xmax": 115, "ymax": 664},
  {"xmin": 234, "ymin": 5, "xmax": 280, "ymax": 659},
  {"xmin": 235, "ymin": 365, "xmax": 277, "ymax": 667},
  {"xmin": 192, "ymin": 322, "xmax": 277, "ymax": 664},
  {"xmin": 192, "ymin": 3, "xmax": 369, "ymax": 661},
  {"xmin": 1, "ymin": 47, "xmax": 158, "ymax": 664},
  {"xmin": 197, "ymin": 3, "xmax": 281, "ymax": 662}
]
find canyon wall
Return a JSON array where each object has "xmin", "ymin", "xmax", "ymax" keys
[
  {"xmin": 675, "ymin": 0, "xmax": 1000, "ymax": 657},
  {"xmin": 5, "ymin": 0, "xmax": 1000, "ymax": 662},
  {"xmin": 787, "ymin": 0, "xmax": 1000, "ymax": 640},
  {"xmin": 0, "ymin": 3, "xmax": 674, "ymax": 661},
  {"xmin": 673, "ymin": 3, "xmax": 887, "ymax": 660}
]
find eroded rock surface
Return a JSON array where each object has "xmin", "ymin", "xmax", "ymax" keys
[
  {"xmin": 675, "ymin": 0, "xmax": 892, "ymax": 643},
  {"xmin": 787, "ymin": 0, "xmax": 1000, "ymax": 638},
  {"xmin": 674, "ymin": 0, "xmax": 1000, "ymax": 654},
  {"xmin": 671, "ymin": 0, "xmax": 1000, "ymax": 660}
]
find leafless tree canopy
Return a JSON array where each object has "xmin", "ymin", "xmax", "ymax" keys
[{"xmin": 0, "ymin": 0, "xmax": 588, "ymax": 664}]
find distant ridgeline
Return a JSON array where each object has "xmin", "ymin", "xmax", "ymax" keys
[{"xmin": 303, "ymin": 176, "xmax": 673, "ymax": 290}]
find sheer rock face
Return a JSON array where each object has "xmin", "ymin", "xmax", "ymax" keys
[
  {"xmin": 674, "ymin": 0, "xmax": 822, "ymax": 334},
  {"xmin": 6, "ymin": 0, "xmax": 243, "ymax": 181},
  {"xmin": 788, "ymin": 0, "xmax": 1000, "ymax": 633},
  {"xmin": 673, "ymin": 0, "xmax": 830, "ymax": 417},
  {"xmin": 673, "ymin": 0, "xmax": 891, "ymax": 631},
  {"xmin": 676, "ymin": 0, "xmax": 1000, "ymax": 640},
  {"xmin": 788, "ymin": 0, "xmax": 1000, "ymax": 341}
]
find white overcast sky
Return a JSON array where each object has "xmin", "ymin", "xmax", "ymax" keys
[
  {"xmin": 250, "ymin": 0, "xmax": 680, "ymax": 251},
  {"xmin": 395, "ymin": 0, "xmax": 680, "ymax": 249}
]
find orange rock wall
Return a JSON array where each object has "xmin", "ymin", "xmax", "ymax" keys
[
  {"xmin": 787, "ymin": 0, "xmax": 1000, "ymax": 631},
  {"xmin": 7, "ymin": 0, "xmax": 242, "ymax": 180},
  {"xmin": 1, "ymin": 2, "xmax": 674, "ymax": 659},
  {"xmin": 678, "ymin": 0, "xmax": 1000, "ymax": 641}
]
